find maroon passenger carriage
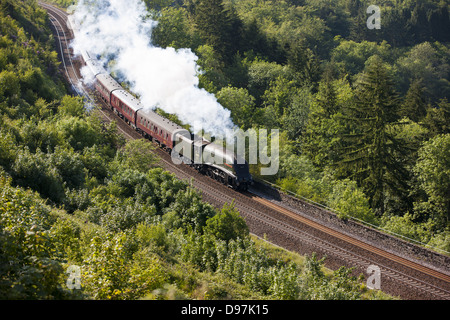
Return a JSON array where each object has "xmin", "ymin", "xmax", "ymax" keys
[
  {"xmin": 80, "ymin": 50, "xmax": 253, "ymax": 190},
  {"xmin": 137, "ymin": 108, "xmax": 182, "ymax": 151},
  {"xmin": 110, "ymin": 89, "xmax": 142, "ymax": 128},
  {"xmin": 96, "ymin": 73, "xmax": 122, "ymax": 105}
]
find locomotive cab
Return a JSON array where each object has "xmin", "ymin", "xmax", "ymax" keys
[
  {"xmin": 202, "ymin": 143, "xmax": 253, "ymax": 190},
  {"xmin": 233, "ymin": 156, "xmax": 253, "ymax": 190}
]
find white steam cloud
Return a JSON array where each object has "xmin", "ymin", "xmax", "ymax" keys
[{"xmin": 70, "ymin": 0, "xmax": 235, "ymax": 138}]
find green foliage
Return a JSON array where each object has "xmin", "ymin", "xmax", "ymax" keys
[
  {"xmin": 151, "ymin": 6, "xmax": 197, "ymax": 49},
  {"xmin": 216, "ymin": 86, "xmax": 257, "ymax": 129},
  {"xmin": 328, "ymin": 179, "xmax": 378, "ymax": 224},
  {"xmin": 46, "ymin": 0, "xmax": 77, "ymax": 9},
  {"xmin": 340, "ymin": 56, "xmax": 407, "ymax": 215},
  {"xmin": 3, "ymin": 0, "xmax": 444, "ymax": 301},
  {"xmin": 0, "ymin": 129, "xmax": 17, "ymax": 169},
  {"xmin": 56, "ymin": 116, "xmax": 101, "ymax": 151},
  {"xmin": 11, "ymin": 145, "xmax": 87, "ymax": 203},
  {"xmin": 414, "ymin": 134, "xmax": 450, "ymax": 223},
  {"xmin": 347, "ymin": 0, "xmax": 450, "ymax": 46},
  {"xmin": 135, "ymin": 222, "xmax": 170, "ymax": 253},
  {"xmin": 191, "ymin": 0, "xmax": 242, "ymax": 63},
  {"xmin": 302, "ymin": 76, "xmax": 350, "ymax": 169},
  {"xmin": 145, "ymin": 0, "xmax": 450, "ymax": 239},
  {"xmin": 247, "ymin": 59, "xmax": 289, "ymax": 103},
  {"xmin": 395, "ymin": 42, "xmax": 450, "ymax": 102},
  {"xmin": 203, "ymin": 202, "xmax": 249, "ymax": 242},
  {"xmin": 261, "ymin": 77, "xmax": 311, "ymax": 130},
  {"xmin": 0, "ymin": 70, "xmax": 20, "ymax": 98},
  {"xmin": 287, "ymin": 42, "xmax": 321, "ymax": 88},
  {"xmin": 331, "ymin": 39, "xmax": 392, "ymax": 78},
  {"xmin": 0, "ymin": 1, "xmax": 65, "ymax": 108},
  {"xmin": 12, "ymin": 148, "xmax": 65, "ymax": 203},
  {"xmin": 81, "ymin": 232, "xmax": 168, "ymax": 299},
  {"xmin": 400, "ymin": 79, "xmax": 428, "ymax": 122},
  {"xmin": 426, "ymin": 231, "xmax": 450, "ymax": 254},
  {"xmin": 0, "ymin": 173, "xmax": 67, "ymax": 299},
  {"xmin": 114, "ymin": 139, "xmax": 159, "ymax": 174},
  {"xmin": 58, "ymin": 96, "xmax": 86, "ymax": 117},
  {"xmin": 279, "ymin": 86, "xmax": 312, "ymax": 140},
  {"xmin": 15, "ymin": 117, "xmax": 62, "ymax": 153},
  {"xmin": 80, "ymin": 145, "xmax": 109, "ymax": 181},
  {"xmin": 298, "ymin": 253, "xmax": 363, "ymax": 300},
  {"xmin": 423, "ymin": 99, "xmax": 450, "ymax": 136},
  {"xmin": 163, "ymin": 184, "xmax": 216, "ymax": 233},
  {"xmin": 278, "ymin": 176, "xmax": 328, "ymax": 204},
  {"xmin": 50, "ymin": 217, "xmax": 83, "ymax": 263},
  {"xmin": 381, "ymin": 213, "xmax": 430, "ymax": 242}
]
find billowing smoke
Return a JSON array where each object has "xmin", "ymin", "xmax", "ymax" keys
[{"xmin": 70, "ymin": 0, "xmax": 235, "ymax": 139}]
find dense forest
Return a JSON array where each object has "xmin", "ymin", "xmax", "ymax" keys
[
  {"xmin": 1, "ymin": 0, "xmax": 449, "ymax": 300},
  {"xmin": 0, "ymin": 0, "xmax": 399, "ymax": 300},
  {"xmin": 143, "ymin": 0, "xmax": 450, "ymax": 253}
]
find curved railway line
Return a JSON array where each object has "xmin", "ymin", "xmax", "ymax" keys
[{"xmin": 40, "ymin": 2, "xmax": 450, "ymax": 300}]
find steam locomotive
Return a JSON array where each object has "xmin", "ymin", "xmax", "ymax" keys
[{"xmin": 80, "ymin": 51, "xmax": 253, "ymax": 191}]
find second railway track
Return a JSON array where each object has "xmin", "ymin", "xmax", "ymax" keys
[{"xmin": 41, "ymin": 2, "xmax": 450, "ymax": 300}]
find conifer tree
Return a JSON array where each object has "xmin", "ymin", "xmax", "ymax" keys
[
  {"xmin": 340, "ymin": 55, "xmax": 407, "ymax": 215},
  {"xmin": 191, "ymin": 0, "xmax": 241, "ymax": 63},
  {"xmin": 288, "ymin": 42, "xmax": 321, "ymax": 89},
  {"xmin": 303, "ymin": 72, "xmax": 342, "ymax": 169},
  {"xmin": 423, "ymin": 99, "xmax": 450, "ymax": 137},
  {"xmin": 400, "ymin": 78, "xmax": 427, "ymax": 122}
]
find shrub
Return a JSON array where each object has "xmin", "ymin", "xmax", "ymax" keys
[{"xmin": 327, "ymin": 179, "xmax": 378, "ymax": 224}]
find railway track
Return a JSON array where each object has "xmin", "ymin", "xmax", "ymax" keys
[{"xmin": 41, "ymin": 2, "xmax": 450, "ymax": 300}]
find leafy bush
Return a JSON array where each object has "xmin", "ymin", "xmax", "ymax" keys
[
  {"xmin": 327, "ymin": 179, "xmax": 378, "ymax": 224},
  {"xmin": 81, "ymin": 233, "xmax": 168, "ymax": 300},
  {"xmin": 203, "ymin": 203, "xmax": 249, "ymax": 242},
  {"xmin": 0, "ymin": 0, "xmax": 405, "ymax": 301},
  {"xmin": 12, "ymin": 148, "xmax": 65, "ymax": 203},
  {"xmin": 0, "ymin": 173, "xmax": 67, "ymax": 299}
]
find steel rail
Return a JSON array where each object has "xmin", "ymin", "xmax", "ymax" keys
[
  {"xmin": 40, "ymin": 2, "xmax": 450, "ymax": 300},
  {"xmin": 249, "ymin": 194, "xmax": 450, "ymax": 284},
  {"xmin": 158, "ymin": 158, "xmax": 450, "ymax": 299}
]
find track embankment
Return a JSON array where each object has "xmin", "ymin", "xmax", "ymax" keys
[{"xmin": 41, "ymin": 2, "xmax": 450, "ymax": 300}]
